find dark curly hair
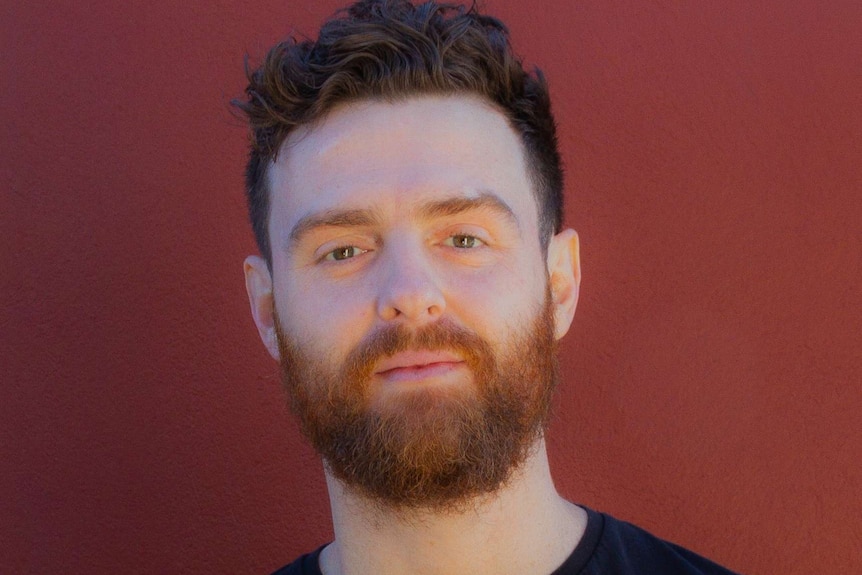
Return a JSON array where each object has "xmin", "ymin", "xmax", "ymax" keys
[{"xmin": 234, "ymin": 0, "xmax": 563, "ymax": 266}]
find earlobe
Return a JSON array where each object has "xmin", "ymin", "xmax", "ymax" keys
[
  {"xmin": 547, "ymin": 229, "xmax": 580, "ymax": 340},
  {"xmin": 244, "ymin": 255, "xmax": 280, "ymax": 361}
]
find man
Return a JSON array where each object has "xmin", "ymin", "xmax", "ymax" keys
[{"xmin": 236, "ymin": 1, "xmax": 740, "ymax": 573}]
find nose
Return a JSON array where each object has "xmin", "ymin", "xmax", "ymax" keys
[{"xmin": 375, "ymin": 239, "xmax": 446, "ymax": 324}]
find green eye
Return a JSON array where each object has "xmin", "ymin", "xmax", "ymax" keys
[
  {"xmin": 326, "ymin": 246, "xmax": 363, "ymax": 261},
  {"xmin": 448, "ymin": 234, "xmax": 481, "ymax": 248}
]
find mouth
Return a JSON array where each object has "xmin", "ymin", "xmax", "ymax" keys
[{"xmin": 373, "ymin": 351, "xmax": 465, "ymax": 383}]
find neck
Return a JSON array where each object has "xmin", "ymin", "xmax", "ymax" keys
[{"xmin": 319, "ymin": 438, "xmax": 587, "ymax": 575}]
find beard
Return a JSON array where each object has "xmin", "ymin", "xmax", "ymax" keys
[{"xmin": 275, "ymin": 293, "xmax": 559, "ymax": 513}]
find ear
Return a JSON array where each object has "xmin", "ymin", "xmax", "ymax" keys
[
  {"xmin": 244, "ymin": 255, "xmax": 280, "ymax": 361},
  {"xmin": 546, "ymin": 229, "xmax": 581, "ymax": 340}
]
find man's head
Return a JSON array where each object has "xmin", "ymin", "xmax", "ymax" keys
[
  {"xmin": 234, "ymin": 0, "xmax": 564, "ymax": 267},
  {"xmin": 238, "ymin": 1, "xmax": 580, "ymax": 513}
]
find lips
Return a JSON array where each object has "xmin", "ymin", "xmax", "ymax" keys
[{"xmin": 374, "ymin": 351, "xmax": 465, "ymax": 383}]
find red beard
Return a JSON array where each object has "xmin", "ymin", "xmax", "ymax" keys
[{"xmin": 276, "ymin": 293, "xmax": 558, "ymax": 512}]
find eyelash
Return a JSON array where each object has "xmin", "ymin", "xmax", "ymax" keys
[
  {"xmin": 323, "ymin": 245, "xmax": 368, "ymax": 262},
  {"xmin": 444, "ymin": 234, "xmax": 484, "ymax": 249}
]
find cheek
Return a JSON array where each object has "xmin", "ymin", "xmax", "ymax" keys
[
  {"xmin": 443, "ymin": 256, "xmax": 546, "ymax": 331},
  {"xmin": 277, "ymin": 276, "xmax": 376, "ymax": 359}
]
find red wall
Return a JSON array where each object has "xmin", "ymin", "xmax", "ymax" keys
[{"xmin": 3, "ymin": 1, "xmax": 860, "ymax": 573}]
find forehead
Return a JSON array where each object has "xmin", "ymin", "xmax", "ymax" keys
[{"xmin": 267, "ymin": 95, "xmax": 539, "ymax": 236}]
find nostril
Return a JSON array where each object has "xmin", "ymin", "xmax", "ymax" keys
[{"xmin": 376, "ymin": 279, "xmax": 446, "ymax": 322}]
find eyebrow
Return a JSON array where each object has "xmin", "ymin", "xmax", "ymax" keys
[
  {"xmin": 288, "ymin": 208, "xmax": 381, "ymax": 246},
  {"xmin": 286, "ymin": 191, "xmax": 519, "ymax": 247},
  {"xmin": 417, "ymin": 192, "xmax": 519, "ymax": 228}
]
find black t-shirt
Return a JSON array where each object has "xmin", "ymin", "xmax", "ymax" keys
[{"xmin": 271, "ymin": 506, "xmax": 741, "ymax": 574}]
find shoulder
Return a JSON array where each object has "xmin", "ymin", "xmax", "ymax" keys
[
  {"xmin": 556, "ymin": 507, "xmax": 742, "ymax": 575},
  {"xmin": 269, "ymin": 545, "xmax": 325, "ymax": 575}
]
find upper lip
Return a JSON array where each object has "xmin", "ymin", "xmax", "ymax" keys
[{"xmin": 374, "ymin": 350, "xmax": 463, "ymax": 374}]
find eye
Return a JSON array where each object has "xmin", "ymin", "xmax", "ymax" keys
[
  {"xmin": 445, "ymin": 234, "xmax": 484, "ymax": 249},
  {"xmin": 324, "ymin": 246, "xmax": 367, "ymax": 261}
]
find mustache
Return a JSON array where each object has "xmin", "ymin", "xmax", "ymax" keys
[{"xmin": 341, "ymin": 320, "xmax": 494, "ymax": 383}]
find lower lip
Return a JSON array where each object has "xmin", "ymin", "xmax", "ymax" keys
[{"xmin": 376, "ymin": 362, "xmax": 464, "ymax": 383}]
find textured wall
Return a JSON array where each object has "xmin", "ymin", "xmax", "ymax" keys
[{"xmin": 2, "ymin": 1, "xmax": 860, "ymax": 573}]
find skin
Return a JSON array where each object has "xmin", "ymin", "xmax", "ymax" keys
[{"xmin": 245, "ymin": 95, "xmax": 585, "ymax": 575}]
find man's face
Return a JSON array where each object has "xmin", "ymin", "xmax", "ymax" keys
[{"xmin": 245, "ymin": 96, "xmax": 580, "ymax": 510}]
